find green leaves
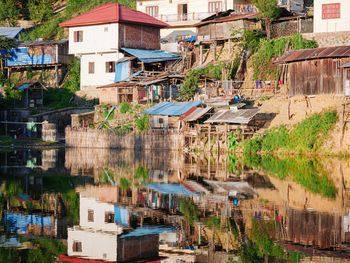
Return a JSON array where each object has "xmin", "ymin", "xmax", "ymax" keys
[
  {"xmin": 179, "ymin": 70, "xmax": 200, "ymax": 100},
  {"xmin": 253, "ymin": 0, "xmax": 281, "ymax": 20}
]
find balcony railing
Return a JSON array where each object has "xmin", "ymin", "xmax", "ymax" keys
[{"xmin": 156, "ymin": 5, "xmax": 257, "ymax": 23}]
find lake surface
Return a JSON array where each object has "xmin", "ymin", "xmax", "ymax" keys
[{"xmin": 0, "ymin": 148, "xmax": 350, "ymax": 262}]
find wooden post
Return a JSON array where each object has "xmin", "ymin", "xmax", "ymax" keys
[
  {"xmin": 55, "ymin": 65, "xmax": 59, "ymax": 88},
  {"xmin": 200, "ymin": 45, "xmax": 203, "ymax": 65},
  {"xmin": 213, "ymin": 41, "xmax": 217, "ymax": 63}
]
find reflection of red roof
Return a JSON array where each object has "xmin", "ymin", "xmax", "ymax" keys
[
  {"xmin": 60, "ymin": 3, "xmax": 169, "ymax": 28},
  {"xmin": 58, "ymin": 255, "xmax": 106, "ymax": 263}
]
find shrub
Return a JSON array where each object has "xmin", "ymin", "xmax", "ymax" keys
[{"xmin": 120, "ymin": 102, "xmax": 131, "ymax": 113}]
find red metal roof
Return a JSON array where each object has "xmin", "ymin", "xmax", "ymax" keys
[
  {"xmin": 275, "ymin": 46, "xmax": 350, "ymax": 64},
  {"xmin": 59, "ymin": 3, "xmax": 168, "ymax": 28}
]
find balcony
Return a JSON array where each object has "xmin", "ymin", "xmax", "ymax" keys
[{"xmin": 155, "ymin": 5, "xmax": 257, "ymax": 24}]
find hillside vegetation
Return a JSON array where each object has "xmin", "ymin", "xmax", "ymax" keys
[{"xmin": 0, "ymin": 0, "xmax": 136, "ymax": 40}]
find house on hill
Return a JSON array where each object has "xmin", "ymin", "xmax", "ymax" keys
[
  {"xmin": 60, "ymin": 3, "xmax": 169, "ymax": 98},
  {"xmin": 5, "ymin": 40, "xmax": 73, "ymax": 88},
  {"xmin": 304, "ymin": 0, "xmax": 350, "ymax": 47}
]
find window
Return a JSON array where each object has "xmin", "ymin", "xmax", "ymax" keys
[
  {"xmin": 105, "ymin": 212, "xmax": 115, "ymax": 223},
  {"xmin": 322, "ymin": 3, "xmax": 340, "ymax": 20},
  {"xmin": 209, "ymin": 1, "xmax": 222, "ymax": 13},
  {"xmin": 106, "ymin": 61, "xmax": 115, "ymax": 73},
  {"xmin": 88, "ymin": 62, "xmax": 95, "ymax": 74},
  {"xmin": 88, "ymin": 209, "xmax": 94, "ymax": 222},
  {"xmin": 73, "ymin": 31, "xmax": 83, "ymax": 42},
  {"xmin": 72, "ymin": 241, "xmax": 82, "ymax": 252},
  {"xmin": 178, "ymin": 4, "xmax": 187, "ymax": 21},
  {"xmin": 146, "ymin": 6, "xmax": 159, "ymax": 17}
]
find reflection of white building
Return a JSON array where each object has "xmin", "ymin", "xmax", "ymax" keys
[{"xmin": 67, "ymin": 194, "xmax": 160, "ymax": 262}]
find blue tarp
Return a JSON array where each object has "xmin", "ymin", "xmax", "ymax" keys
[
  {"xmin": 185, "ymin": 36, "xmax": 196, "ymax": 42},
  {"xmin": 0, "ymin": 27, "xmax": 24, "ymax": 39},
  {"xmin": 143, "ymin": 183, "xmax": 200, "ymax": 197},
  {"xmin": 18, "ymin": 84, "xmax": 31, "ymax": 90},
  {"xmin": 114, "ymin": 205, "xmax": 129, "ymax": 225},
  {"xmin": 115, "ymin": 61, "xmax": 130, "ymax": 82},
  {"xmin": 120, "ymin": 225, "xmax": 175, "ymax": 239},
  {"xmin": 142, "ymin": 101, "xmax": 202, "ymax": 116},
  {"xmin": 5, "ymin": 213, "xmax": 52, "ymax": 233},
  {"xmin": 6, "ymin": 47, "xmax": 53, "ymax": 66},
  {"xmin": 121, "ymin": 48, "xmax": 181, "ymax": 63}
]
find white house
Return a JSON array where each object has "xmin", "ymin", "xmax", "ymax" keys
[
  {"xmin": 67, "ymin": 194, "xmax": 159, "ymax": 262},
  {"xmin": 314, "ymin": 0, "xmax": 350, "ymax": 33},
  {"xmin": 60, "ymin": 3, "xmax": 168, "ymax": 98}
]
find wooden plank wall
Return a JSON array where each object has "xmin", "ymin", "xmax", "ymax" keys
[{"xmin": 288, "ymin": 58, "xmax": 350, "ymax": 96}]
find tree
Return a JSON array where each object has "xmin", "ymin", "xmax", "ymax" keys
[
  {"xmin": 179, "ymin": 70, "xmax": 200, "ymax": 100},
  {"xmin": 28, "ymin": 0, "xmax": 54, "ymax": 23},
  {"xmin": 0, "ymin": 36, "xmax": 16, "ymax": 84},
  {"xmin": 0, "ymin": 0, "xmax": 20, "ymax": 26},
  {"xmin": 252, "ymin": 0, "xmax": 281, "ymax": 39}
]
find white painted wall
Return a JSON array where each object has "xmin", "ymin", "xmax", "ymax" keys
[
  {"xmin": 68, "ymin": 23, "xmax": 119, "ymax": 55},
  {"xmin": 68, "ymin": 227, "xmax": 118, "ymax": 262},
  {"xmin": 80, "ymin": 52, "xmax": 124, "ymax": 89},
  {"xmin": 314, "ymin": 0, "xmax": 350, "ymax": 33},
  {"xmin": 80, "ymin": 196, "xmax": 124, "ymax": 233}
]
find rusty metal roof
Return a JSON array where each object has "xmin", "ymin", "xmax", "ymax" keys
[
  {"xmin": 275, "ymin": 46, "xmax": 350, "ymax": 64},
  {"xmin": 181, "ymin": 107, "xmax": 213, "ymax": 122},
  {"xmin": 204, "ymin": 109, "xmax": 259, "ymax": 124}
]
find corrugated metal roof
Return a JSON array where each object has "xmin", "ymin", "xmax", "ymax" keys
[
  {"xmin": 0, "ymin": 27, "xmax": 24, "ymax": 39},
  {"xmin": 142, "ymin": 183, "xmax": 200, "ymax": 197},
  {"xmin": 121, "ymin": 48, "xmax": 181, "ymax": 63},
  {"xmin": 59, "ymin": 3, "xmax": 169, "ymax": 28},
  {"xmin": 275, "ymin": 46, "xmax": 350, "ymax": 64},
  {"xmin": 181, "ymin": 107, "xmax": 213, "ymax": 122},
  {"xmin": 340, "ymin": 62, "xmax": 350, "ymax": 68},
  {"xmin": 17, "ymin": 39, "xmax": 68, "ymax": 47},
  {"xmin": 142, "ymin": 101, "xmax": 203, "ymax": 116},
  {"xmin": 204, "ymin": 109, "xmax": 259, "ymax": 124}
]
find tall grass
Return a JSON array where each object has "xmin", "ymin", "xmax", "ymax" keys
[
  {"xmin": 243, "ymin": 110, "xmax": 338, "ymax": 154},
  {"xmin": 243, "ymin": 154, "xmax": 337, "ymax": 199}
]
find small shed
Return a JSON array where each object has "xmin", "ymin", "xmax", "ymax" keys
[
  {"xmin": 142, "ymin": 101, "xmax": 202, "ymax": 129},
  {"xmin": 13, "ymin": 81, "xmax": 45, "ymax": 108},
  {"xmin": 275, "ymin": 46, "xmax": 350, "ymax": 96},
  {"xmin": 98, "ymin": 82, "xmax": 138, "ymax": 105}
]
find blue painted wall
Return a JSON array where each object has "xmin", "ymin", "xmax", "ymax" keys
[{"xmin": 6, "ymin": 48, "xmax": 53, "ymax": 66}]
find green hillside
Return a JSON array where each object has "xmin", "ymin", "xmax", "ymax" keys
[{"xmin": 0, "ymin": 0, "xmax": 136, "ymax": 40}]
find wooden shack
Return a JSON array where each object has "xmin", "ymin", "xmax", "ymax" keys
[
  {"xmin": 13, "ymin": 81, "xmax": 45, "ymax": 108},
  {"xmin": 275, "ymin": 46, "xmax": 350, "ymax": 96},
  {"xmin": 98, "ymin": 82, "xmax": 139, "ymax": 105},
  {"xmin": 5, "ymin": 40, "xmax": 74, "ymax": 88},
  {"xmin": 142, "ymin": 101, "xmax": 203, "ymax": 129}
]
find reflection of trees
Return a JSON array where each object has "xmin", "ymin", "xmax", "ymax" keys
[{"xmin": 243, "ymin": 154, "xmax": 337, "ymax": 198}]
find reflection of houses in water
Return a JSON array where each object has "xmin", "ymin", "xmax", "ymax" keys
[
  {"xmin": 286, "ymin": 208, "xmax": 350, "ymax": 250},
  {"xmin": 66, "ymin": 188, "xmax": 176, "ymax": 262}
]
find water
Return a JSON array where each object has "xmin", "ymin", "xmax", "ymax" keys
[{"xmin": 0, "ymin": 148, "xmax": 350, "ymax": 262}]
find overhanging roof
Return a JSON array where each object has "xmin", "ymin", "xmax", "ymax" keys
[
  {"xmin": 0, "ymin": 27, "xmax": 24, "ymax": 39},
  {"xmin": 204, "ymin": 108, "xmax": 259, "ymax": 124},
  {"xmin": 142, "ymin": 101, "xmax": 203, "ymax": 116},
  {"xmin": 275, "ymin": 46, "xmax": 350, "ymax": 64},
  {"xmin": 121, "ymin": 48, "xmax": 181, "ymax": 63},
  {"xmin": 180, "ymin": 107, "xmax": 213, "ymax": 122}
]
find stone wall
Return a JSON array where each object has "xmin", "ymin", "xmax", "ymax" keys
[{"xmin": 302, "ymin": 31, "xmax": 350, "ymax": 48}]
